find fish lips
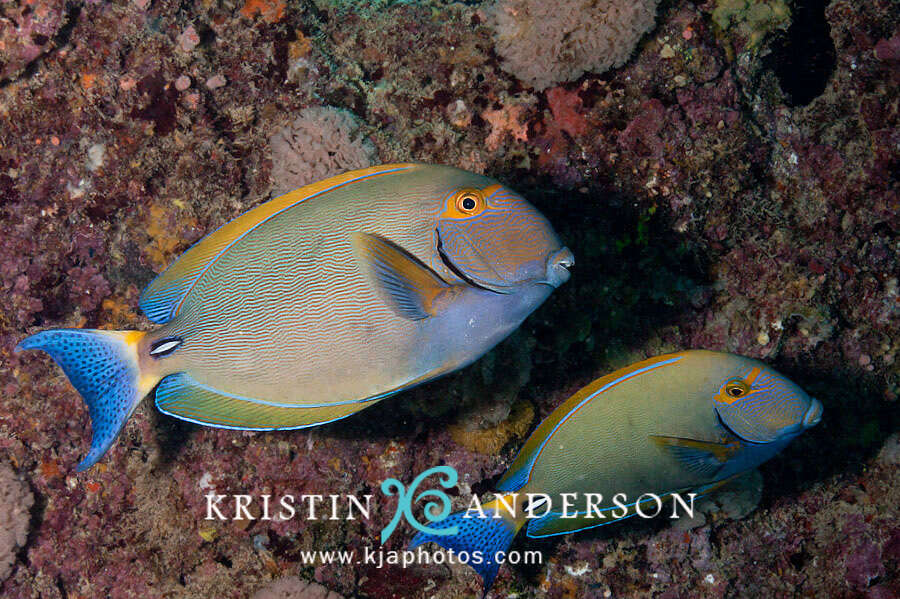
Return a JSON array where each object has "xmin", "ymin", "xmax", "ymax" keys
[
  {"xmin": 802, "ymin": 398, "xmax": 823, "ymax": 428},
  {"xmin": 541, "ymin": 247, "xmax": 574, "ymax": 288}
]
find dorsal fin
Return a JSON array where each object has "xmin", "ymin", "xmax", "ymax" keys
[{"xmin": 139, "ymin": 163, "xmax": 417, "ymax": 323}]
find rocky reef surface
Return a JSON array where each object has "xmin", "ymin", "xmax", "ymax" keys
[{"xmin": 0, "ymin": 0, "xmax": 897, "ymax": 597}]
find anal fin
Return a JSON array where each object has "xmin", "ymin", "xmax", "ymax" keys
[{"xmin": 154, "ymin": 373, "xmax": 380, "ymax": 430}]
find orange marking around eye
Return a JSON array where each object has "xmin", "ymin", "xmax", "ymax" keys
[
  {"xmin": 716, "ymin": 389, "xmax": 744, "ymax": 405},
  {"xmin": 441, "ymin": 188, "xmax": 481, "ymax": 219},
  {"xmin": 715, "ymin": 379, "xmax": 746, "ymax": 405},
  {"xmin": 481, "ymin": 183, "xmax": 503, "ymax": 204},
  {"xmin": 440, "ymin": 184, "xmax": 503, "ymax": 220},
  {"xmin": 745, "ymin": 367, "xmax": 761, "ymax": 385},
  {"xmin": 716, "ymin": 369, "xmax": 765, "ymax": 405}
]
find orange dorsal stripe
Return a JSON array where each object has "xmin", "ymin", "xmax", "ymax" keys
[{"xmin": 139, "ymin": 164, "xmax": 418, "ymax": 324}]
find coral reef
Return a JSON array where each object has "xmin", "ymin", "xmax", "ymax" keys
[
  {"xmin": 671, "ymin": 469, "xmax": 764, "ymax": 531},
  {"xmin": 0, "ymin": 0, "xmax": 69, "ymax": 82},
  {"xmin": 486, "ymin": 0, "xmax": 661, "ymax": 89},
  {"xmin": 448, "ymin": 398, "xmax": 534, "ymax": 455},
  {"xmin": 0, "ymin": 462, "xmax": 33, "ymax": 583},
  {"xmin": 269, "ymin": 106, "xmax": 378, "ymax": 196},
  {"xmin": 0, "ymin": 0, "xmax": 897, "ymax": 597},
  {"xmin": 252, "ymin": 576, "xmax": 346, "ymax": 599}
]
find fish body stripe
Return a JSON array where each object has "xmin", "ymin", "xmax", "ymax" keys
[
  {"xmin": 154, "ymin": 410, "xmax": 354, "ymax": 432},
  {"xmin": 159, "ymin": 362, "xmax": 435, "ymax": 409},
  {"xmin": 152, "ymin": 165, "xmax": 530, "ymax": 409},
  {"xmin": 512, "ymin": 355, "xmax": 685, "ymax": 489},
  {"xmin": 154, "ymin": 372, "xmax": 385, "ymax": 430},
  {"xmin": 140, "ymin": 164, "xmax": 418, "ymax": 324},
  {"xmin": 172, "ymin": 188, "xmax": 433, "ymax": 346},
  {"xmin": 167, "ymin": 165, "xmax": 414, "ymax": 321}
]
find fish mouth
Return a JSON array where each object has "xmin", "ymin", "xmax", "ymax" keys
[
  {"xmin": 540, "ymin": 247, "xmax": 574, "ymax": 288},
  {"xmin": 802, "ymin": 398, "xmax": 823, "ymax": 428}
]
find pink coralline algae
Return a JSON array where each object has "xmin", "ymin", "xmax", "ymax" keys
[
  {"xmin": 845, "ymin": 541, "xmax": 886, "ymax": 590},
  {"xmin": 252, "ymin": 576, "xmax": 346, "ymax": 599},
  {"xmin": 873, "ymin": 34, "xmax": 900, "ymax": 61},
  {"xmin": 177, "ymin": 25, "xmax": 200, "ymax": 53},
  {"xmin": 0, "ymin": 0, "xmax": 67, "ymax": 81},
  {"xmin": 676, "ymin": 71, "xmax": 740, "ymax": 130},
  {"xmin": 66, "ymin": 265, "xmax": 112, "ymax": 313},
  {"xmin": 545, "ymin": 87, "xmax": 589, "ymax": 139},
  {"xmin": 617, "ymin": 98, "xmax": 669, "ymax": 158}
]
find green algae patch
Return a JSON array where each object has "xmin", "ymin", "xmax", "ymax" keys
[{"xmin": 712, "ymin": 0, "xmax": 791, "ymax": 50}]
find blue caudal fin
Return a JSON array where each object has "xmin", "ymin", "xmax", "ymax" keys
[
  {"xmin": 409, "ymin": 496, "xmax": 525, "ymax": 595},
  {"xmin": 16, "ymin": 329, "xmax": 157, "ymax": 471}
]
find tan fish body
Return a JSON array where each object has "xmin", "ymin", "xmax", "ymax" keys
[
  {"xmin": 18, "ymin": 163, "xmax": 573, "ymax": 470},
  {"xmin": 497, "ymin": 350, "xmax": 820, "ymax": 535},
  {"xmin": 412, "ymin": 350, "xmax": 823, "ymax": 589}
]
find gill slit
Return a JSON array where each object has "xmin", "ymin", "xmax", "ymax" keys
[{"xmin": 435, "ymin": 228, "xmax": 501, "ymax": 294}]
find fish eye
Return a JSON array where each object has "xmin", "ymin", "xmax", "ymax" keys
[
  {"xmin": 455, "ymin": 190, "xmax": 482, "ymax": 214},
  {"xmin": 724, "ymin": 379, "xmax": 749, "ymax": 398}
]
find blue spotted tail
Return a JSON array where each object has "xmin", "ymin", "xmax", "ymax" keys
[
  {"xmin": 16, "ymin": 329, "xmax": 158, "ymax": 471},
  {"xmin": 409, "ymin": 495, "xmax": 526, "ymax": 595}
]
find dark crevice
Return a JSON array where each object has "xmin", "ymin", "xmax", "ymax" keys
[
  {"xmin": 766, "ymin": 0, "xmax": 837, "ymax": 107},
  {"xmin": 55, "ymin": 576, "xmax": 69, "ymax": 599}
]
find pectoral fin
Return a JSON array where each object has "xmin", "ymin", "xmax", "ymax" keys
[
  {"xmin": 352, "ymin": 232, "xmax": 459, "ymax": 320},
  {"xmin": 651, "ymin": 435, "xmax": 741, "ymax": 478}
]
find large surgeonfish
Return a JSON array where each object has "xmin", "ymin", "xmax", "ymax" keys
[
  {"xmin": 411, "ymin": 350, "xmax": 823, "ymax": 592},
  {"xmin": 17, "ymin": 164, "xmax": 573, "ymax": 471}
]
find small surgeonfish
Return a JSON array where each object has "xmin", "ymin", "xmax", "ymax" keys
[
  {"xmin": 411, "ymin": 350, "xmax": 823, "ymax": 591},
  {"xmin": 17, "ymin": 164, "xmax": 573, "ymax": 471}
]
